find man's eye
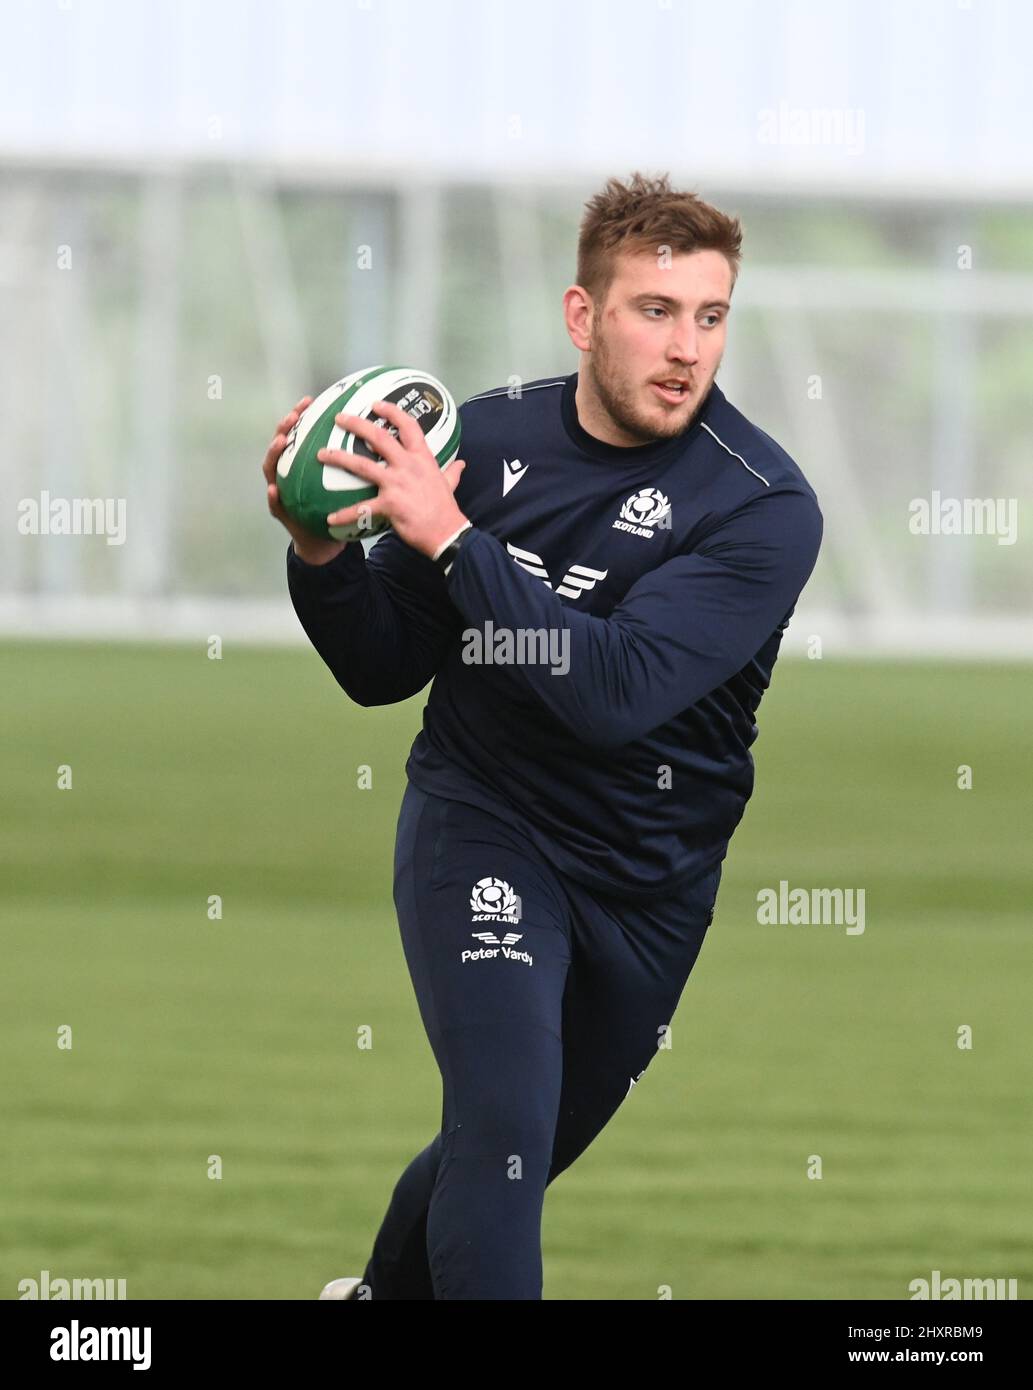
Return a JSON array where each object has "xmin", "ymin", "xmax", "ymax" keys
[{"xmin": 643, "ymin": 306, "xmax": 666, "ymax": 318}]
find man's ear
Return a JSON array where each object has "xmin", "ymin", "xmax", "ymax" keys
[{"xmin": 563, "ymin": 284, "xmax": 593, "ymax": 353}]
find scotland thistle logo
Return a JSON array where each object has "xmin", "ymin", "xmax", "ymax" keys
[
  {"xmin": 614, "ymin": 488, "xmax": 671, "ymax": 538},
  {"xmin": 470, "ymin": 877, "xmax": 522, "ymax": 924}
]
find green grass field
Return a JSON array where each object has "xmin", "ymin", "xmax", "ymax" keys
[{"xmin": 2, "ymin": 641, "xmax": 1030, "ymax": 1300}]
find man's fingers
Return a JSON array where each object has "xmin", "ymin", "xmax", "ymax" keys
[
  {"xmin": 267, "ymin": 481, "xmax": 286, "ymax": 517},
  {"xmin": 275, "ymin": 395, "xmax": 312, "ymax": 435},
  {"xmin": 444, "ymin": 458, "xmax": 467, "ymax": 493},
  {"xmin": 326, "ymin": 499, "xmax": 384, "ymax": 529},
  {"xmin": 369, "ymin": 398, "xmax": 423, "ymax": 452},
  {"xmin": 317, "ymin": 447, "xmax": 382, "ymax": 479},
  {"xmin": 332, "ymin": 410, "xmax": 406, "ymax": 465},
  {"xmin": 262, "ymin": 433, "xmax": 288, "ymax": 483}
]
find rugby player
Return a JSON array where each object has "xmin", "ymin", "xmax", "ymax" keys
[{"xmin": 262, "ymin": 172, "xmax": 823, "ymax": 1300}]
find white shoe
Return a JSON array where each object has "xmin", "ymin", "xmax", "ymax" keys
[{"xmin": 318, "ymin": 1276, "xmax": 363, "ymax": 1301}]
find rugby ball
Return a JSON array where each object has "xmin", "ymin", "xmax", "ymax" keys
[{"xmin": 276, "ymin": 365, "xmax": 462, "ymax": 541}]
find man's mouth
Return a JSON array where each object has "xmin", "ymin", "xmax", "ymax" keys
[{"xmin": 652, "ymin": 380, "xmax": 690, "ymax": 404}]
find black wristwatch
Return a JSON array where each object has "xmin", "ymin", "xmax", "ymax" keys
[{"xmin": 432, "ymin": 522, "xmax": 474, "ymax": 576}]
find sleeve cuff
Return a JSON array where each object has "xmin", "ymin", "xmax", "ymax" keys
[
  {"xmin": 286, "ymin": 538, "xmax": 363, "ymax": 583},
  {"xmin": 431, "ymin": 521, "xmax": 474, "ymax": 565}
]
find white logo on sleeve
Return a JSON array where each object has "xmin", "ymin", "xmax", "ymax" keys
[
  {"xmin": 505, "ymin": 542, "xmax": 608, "ymax": 599},
  {"xmin": 614, "ymin": 488, "xmax": 671, "ymax": 538},
  {"xmin": 503, "ymin": 457, "xmax": 529, "ymax": 496}
]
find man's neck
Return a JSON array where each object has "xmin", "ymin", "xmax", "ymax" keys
[{"xmin": 574, "ymin": 375, "xmax": 649, "ymax": 448}]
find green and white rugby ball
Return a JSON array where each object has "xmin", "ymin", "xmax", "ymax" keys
[{"xmin": 276, "ymin": 364, "xmax": 462, "ymax": 541}]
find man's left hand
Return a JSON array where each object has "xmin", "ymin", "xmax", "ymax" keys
[{"xmin": 317, "ymin": 400, "xmax": 469, "ymax": 558}]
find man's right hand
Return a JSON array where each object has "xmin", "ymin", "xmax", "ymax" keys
[{"xmin": 262, "ymin": 396, "xmax": 347, "ymax": 566}]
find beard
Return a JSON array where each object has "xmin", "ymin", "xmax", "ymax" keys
[{"xmin": 587, "ymin": 328, "xmax": 718, "ymax": 445}]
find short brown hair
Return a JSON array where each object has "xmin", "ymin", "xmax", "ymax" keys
[{"xmin": 576, "ymin": 171, "xmax": 743, "ymax": 305}]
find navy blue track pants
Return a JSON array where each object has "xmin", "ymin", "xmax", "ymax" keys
[{"xmin": 360, "ymin": 781, "xmax": 722, "ymax": 1300}]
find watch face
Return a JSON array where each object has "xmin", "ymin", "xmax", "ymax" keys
[{"xmin": 437, "ymin": 525, "xmax": 472, "ymax": 567}]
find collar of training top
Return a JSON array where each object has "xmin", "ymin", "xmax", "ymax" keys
[{"xmin": 560, "ymin": 372, "xmax": 720, "ymax": 465}]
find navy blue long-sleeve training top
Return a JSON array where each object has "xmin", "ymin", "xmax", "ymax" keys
[{"xmin": 286, "ymin": 372, "xmax": 823, "ymax": 900}]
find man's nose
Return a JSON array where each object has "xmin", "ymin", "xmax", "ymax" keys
[{"xmin": 667, "ymin": 325, "xmax": 700, "ymax": 364}]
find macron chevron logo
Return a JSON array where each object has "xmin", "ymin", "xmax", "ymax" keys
[{"xmin": 503, "ymin": 457, "xmax": 529, "ymax": 496}]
